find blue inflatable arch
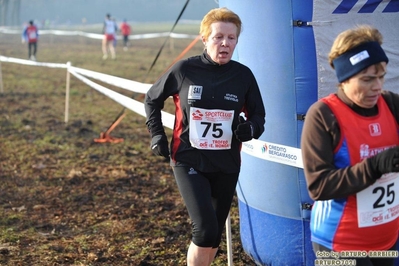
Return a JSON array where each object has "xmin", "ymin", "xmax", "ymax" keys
[{"xmin": 218, "ymin": 0, "xmax": 399, "ymax": 265}]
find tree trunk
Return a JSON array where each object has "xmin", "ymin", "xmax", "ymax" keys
[{"xmin": 11, "ymin": 0, "xmax": 21, "ymax": 26}]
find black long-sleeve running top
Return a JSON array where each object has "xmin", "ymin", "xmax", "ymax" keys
[{"xmin": 145, "ymin": 51, "xmax": 265, "ymax": 173}]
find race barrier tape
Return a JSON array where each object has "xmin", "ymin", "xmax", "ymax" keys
[
  {"xmin": 0, "ymin": 28, "xmax": 198, "ymax": 41},
  {"xmin": 241, "ymin": 139, "xmax": 303, "ymax": 169},
  {"xmin": 0, "ymin": 54, "xmax": 304, "ymax": 266},
  {"xmin": 70, "ymin": 66, "xmax": 152, "ymax": 94},
  {"xmin": 0, "ymin": 55, "xmax": 304, "ymax": 169},
  {"xmin": 0, "ymin": 55, "xmax": 67, "ymax": 68},
  {"xmin": 68, "ymin": 67, "xmax": 175, "ymax": 129}
]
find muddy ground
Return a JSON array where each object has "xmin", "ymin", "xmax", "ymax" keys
[{"xmin": 0, "ymin": 27, "xmax": 257, "ymax": 265}]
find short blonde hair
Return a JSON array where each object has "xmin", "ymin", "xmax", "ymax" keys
[
  {"xmin": 328, "ymin": 25, "xmax": 383, "ymax": 69},
  {"xmin": 199, "ymin": 7, "xmax": 242, "ymax": 40}
]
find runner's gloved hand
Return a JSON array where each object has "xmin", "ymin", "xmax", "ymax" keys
[
  {"xmin": 151, "ymin": 134, "xmax": 169, "ymax": 159},
  {"xmin": 235, "ymin": 116, "xmax": 253, "ymax": 142},
  {"xmin": 373, "ymin": 147, "xmax": 399, "ymax": 176}
]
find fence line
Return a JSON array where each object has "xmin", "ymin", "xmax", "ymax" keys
[
  {"xmin": 68, "ymin": 65, "xmax": 175, "ymax": 129},
  {"xmin": 69, "ymin": 66, "xmax": 152, "ymax": 94},
  {"xmin": 0, "ymin": 55, "xmax": 306, "ymax": 265},
  {"xmin": 0, "ymin": 28, "xmax": 199, "ymax": 41},
  {"xmin": 0, "ymin": 54, "xmax": 304, "ymax": 169},
  {"xmin": 0, "ymin": 54, "xmax": 237, "ymax": 265},
  {"xmin": 0, "ymin": 55, "xmax": 303, "ymax": 169},
  {"xmin": 0, "ymin": 61, "xmax": 3, "ymax": 93}
]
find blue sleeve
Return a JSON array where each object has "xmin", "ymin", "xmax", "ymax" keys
[{"xmin": 22, "ymin": 27, "xmax": 27, "ymax": 39}]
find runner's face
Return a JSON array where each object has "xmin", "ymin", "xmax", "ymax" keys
[
  {"xmin": 202, "ymin": 22, "xmax": 238, "ymax": 65},
  {"xmin": 341, "ymin": 63, "xmax": 386, "ymax": 108}
]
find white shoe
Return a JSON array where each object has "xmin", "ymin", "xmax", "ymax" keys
[
  {"xmin": 103, "ymin": 54, "xmax": 108, "ymax": 60},
  {"xmin": 123, "ymin": 47, "xmax": 128, "ymax": 51},
  {"xmin": 30, "ymin": 55, "xmax": 36, "ymax": 61}
]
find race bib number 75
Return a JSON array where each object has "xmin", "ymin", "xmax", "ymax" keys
[{"xmin": 189, "ymin": 107, "xmax": 234, "ymax": 150}]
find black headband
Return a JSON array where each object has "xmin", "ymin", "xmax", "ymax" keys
[{"xmin": 332, "ymin": 41, "xmax": 388, "ymax": 82}]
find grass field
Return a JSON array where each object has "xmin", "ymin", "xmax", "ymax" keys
[{"xmin": 0, "ymin": 24, "xmax": 257, "ymax": 265}]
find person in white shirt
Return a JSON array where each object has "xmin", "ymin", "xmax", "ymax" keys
[{"xmin": 102, "ymin": 13, "xmax": 117, "ymax": 60}]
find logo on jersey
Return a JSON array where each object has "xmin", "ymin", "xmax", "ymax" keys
[
  {"xmin": 188, "ymin": 85, "xmax": 203, "ymax": 100},
  {"xmin": 191, "ymin": 109, "xmax": 203, "ymax": 120},
  {"xmin": 359, "ymin": 144, "xmax": 393, "ymax": 159},
  {"xmin": 369, "ymin": 123, "xmax": 381, "ymax": 136},
  {"xmin": 224, "ymin": 93, "xmax": 238, "ymax": 102}
]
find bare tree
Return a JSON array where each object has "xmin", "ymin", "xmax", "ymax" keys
[
  {"xmin": 0, "ymin": 0, "xmax": 20, "ymax": 26},
  {"xmin": 11, "ymin": 0, "xmax": 20, "ymax": 26},
  {"xmin": 0, "ymin": 0, "xmax": 9, "ymax": 26}
]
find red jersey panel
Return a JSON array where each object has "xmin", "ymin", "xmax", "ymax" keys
[{"xmin": 312, "ymin": 94, "xmax": 399, "ymax": 251}]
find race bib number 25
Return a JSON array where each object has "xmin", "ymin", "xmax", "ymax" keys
[
  {"xmin": 357, "ymin": 172, "xmax": 399, "ymax": 227},
  {"xmin": 189, "ymin": 107, "xmax": 234, "ymax": 150}
]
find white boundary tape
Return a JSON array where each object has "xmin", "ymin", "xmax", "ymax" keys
[
  {"xmin": 68, "ymin": 68, "xmax": 175, "ymax": 129},
  {"xmin": 0, "ymin": 55, "xmax": 66, "ymax": 68},
  {"xmin": 0, "ymin": 55, "xmax": 304, "ymax": 168},
  {"xmin": 0, "ymin": 28, "xmax": 199, "ymax": 41},
  {"xmin": 0, "ymin": 55, "xmax": 304, "ymax": 266},
  {"xmin": 70, "ymin": 66, "xmax": 152, "ymax": 94},
  {"xmin": 242, "ymin": 139, "xmax": 303, "ymax": 169}
]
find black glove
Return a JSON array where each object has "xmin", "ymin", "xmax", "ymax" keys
[
  {"xmin": 373, "ymin": 147, "xmax": 399, "ymax": 176},
  {"xmin": 234, "ymin": 116, "xmax": 253, "ymax": 142},
  {"xmin": 150, "ymin": 135, "xmax": 169, "ymax": 159}
]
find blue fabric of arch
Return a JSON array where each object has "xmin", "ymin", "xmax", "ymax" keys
[{"xmin": 219, "ymin": 0, "xmax": 317, "ymax": 265}]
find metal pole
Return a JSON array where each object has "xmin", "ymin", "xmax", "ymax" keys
[
  {"xmin": 65, "ymin": 61, "xmax": 71, "ymax": 123},
  {"xmin": 226, "ymin": 212, "xmax": 233, "ymax": 266},
  {"xmin": 0, "ymin": 61, "xmax": 4, "ymax": 94},
  {"xmin": 169, "ymin": 37, "xmax": 174, "ymax": 52}
]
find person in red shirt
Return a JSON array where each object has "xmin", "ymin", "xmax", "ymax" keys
[
  {"xmin": 22, "ymin": 20, "xmax": 39, "ymax": 61},
  {"xmin": 119, "ymin": 19, "xmax": 131, "ymax": 51}
]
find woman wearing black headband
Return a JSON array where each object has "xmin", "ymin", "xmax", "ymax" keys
[{"xmin": 301, "ymin": 25, "xmax": 399, "ymax": 266}]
